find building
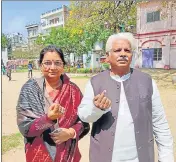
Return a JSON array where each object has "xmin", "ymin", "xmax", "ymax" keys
[
  {"xmin": 135, "ymin": 1, "xmax": 176, "ymax": 69},
  {"xmin": 25, "ymin": 5, "xmax": 69, "ymax": 49},
  {"xmin": 40, "ymin": 5, "xmax": 69, "ymax": 34},
  {"xmin": 25, "ymin": 23, "xmax": 41, "ymax": 49},
  {"xmin": 7, "ymin": 33, "xmax": 26, "ymax": 51}
]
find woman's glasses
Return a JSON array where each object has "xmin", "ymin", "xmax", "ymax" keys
[{"xmin": 42, "ymin": 61, "xmax": 64, "ymax": 69}]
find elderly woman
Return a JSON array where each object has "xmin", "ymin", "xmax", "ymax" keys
[{"xmin": 16, "ymin": 45, "xmax": 90, "ymax": 162}]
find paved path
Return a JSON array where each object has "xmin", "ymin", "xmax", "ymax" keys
[{"xmin": 2, "ymin": 72, "xmax": 176, "ymax": 161}]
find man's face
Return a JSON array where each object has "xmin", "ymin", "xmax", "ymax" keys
[{"xmin": 106, "ymin": 39, "xmax": 133, "ymax": 69}]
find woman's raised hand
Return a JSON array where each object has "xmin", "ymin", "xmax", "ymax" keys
[{"xmin": 47, "ymin": 103, "xmax": 65, "ymax": 120}]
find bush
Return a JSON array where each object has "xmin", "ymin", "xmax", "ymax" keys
[
  {"xmin": 77, "ymin": 68, "xmax": 91, "ymax": 73},
  {"xmin": 21, "ymin": 65, "xmax": 28, "ymax": 69},
  {"xmin": 64, "ymin": 67, "xmax": 92, "ymax": 73},
  {"xmin": 101, "ymin": 63, "xmax": 110, "ymax": 70}
]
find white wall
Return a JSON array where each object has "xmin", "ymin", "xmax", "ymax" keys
[
  {"xmin": 2, "ymin": 48, "xmax": 8, "ymax": 66},
  {"xmin": 91, "ymin": 52, "xmax": 100, "ymax": 69},
  {"xmin": 83, "ymin": 54, "xmax": 91, "ymax": 68},
  {"xmin": 170, "ymin": 47, "xmax": 176, "ymax": 69}
]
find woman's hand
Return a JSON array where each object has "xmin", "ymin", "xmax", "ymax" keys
[
  {"xmin": 47, "ymin": 103, "xmax": 65, "ymax": 120},
  {"xmin": 50, "ymin": 128, "xmax": 75, "ymax": 144}
]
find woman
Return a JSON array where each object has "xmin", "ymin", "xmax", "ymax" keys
[{"xmin": 16, "ymin": 45, "xmax": 90, "ymax": 162}]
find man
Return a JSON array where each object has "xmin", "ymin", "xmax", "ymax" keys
[
  {"xmin": 28, "ymin": 62, "xmax": 33, "ymax": 78},
  {"xmin": 78, "ymin": 32, "xmax": 174, "ymax": 162}
]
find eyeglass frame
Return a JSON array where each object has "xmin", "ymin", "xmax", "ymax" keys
[{"xmin": 41, "ymin": 60, "xmax": 64, "ymax": 69}]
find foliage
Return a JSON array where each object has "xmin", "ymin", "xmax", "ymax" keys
[
  {"xmin": 35, "ymin": 1, "xmax": 138, "ymax": 58},
  {"xmin": 1, "ymin": 33, "xmax": 12, "ymax": 58},
  {"xmin": 36, "ymin": 27, "xmax": 78, "ymax": 55},
  {"xmin": 101, "ymin": 63, "xmax": 110, "ymax": 70},
  {"xmin": 67, "ymin": 1, "xmax": 137, "ymax": 33},
  {"xmin": 12, "ymin": 43, "xmax": 43, "ymax": 59},
  {"xmin": 1, "ymin": 33, "xmax": 8, "ymax": 48},
  {"xmin": 76, "ymin": 68, "xmax": 91, "ymax": 73}
]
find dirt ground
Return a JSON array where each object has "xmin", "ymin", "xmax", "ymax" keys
[{"xmin": 2, "ymin": 70, "xmax": 176, "ymax": 162}]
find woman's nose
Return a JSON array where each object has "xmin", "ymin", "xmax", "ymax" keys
[{"xmin": 50, "ymin": 62, "xmax": 55, "ymax": 69}]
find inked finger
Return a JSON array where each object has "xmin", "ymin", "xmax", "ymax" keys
[{"xmin": 97, "ymin": 90, "xmax": 106, "ymax": 103}]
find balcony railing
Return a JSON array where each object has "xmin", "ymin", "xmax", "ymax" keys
[{"xmin": 41, "ymin": 21, "xmax": 64, "ymax": 29}]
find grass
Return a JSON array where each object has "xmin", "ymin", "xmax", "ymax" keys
[
  {"xmin": 70, "ymin": 76, "xmax": 90, "ymax": 79},
  {"xmin": 2, "ymin": 133, "xmax": 23, "ymax": 154},
  {"xmin": 15, "ymin": 69, "xmax": 40, "ymax": 73}
]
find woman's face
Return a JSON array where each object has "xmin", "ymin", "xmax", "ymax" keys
[{"xmin": 41, "ymin": 51, "xmax": 64, "ymax": 79}]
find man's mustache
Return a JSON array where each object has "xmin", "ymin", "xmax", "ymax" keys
[{"xmin": 117, "ymin": 56, "xmax": 129, "ymax": 62}]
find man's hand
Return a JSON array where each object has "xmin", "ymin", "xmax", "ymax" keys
[
  {"xmin": 93, "ymin": 90, "xmax": 111, "ymax": 110},
  {"xmin": 47, "ymin": 103, "xmax": 65, "ymax": 120}
]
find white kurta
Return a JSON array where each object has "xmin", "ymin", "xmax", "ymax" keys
[{"xmin": 78, "ymin": 74, "xmax": 174, "ymax": 162}]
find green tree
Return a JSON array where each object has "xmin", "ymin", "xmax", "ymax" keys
[
  {"xmin": 1, "ymin": 34, "xmax": 8, "ymax": 48},
  {"xmin": 66, "ymin": 1, "xmax": 137, "ymax": 33},
  {"xmin": 36, "ymin": 27, "xmax": 83, "ymax": 56}
]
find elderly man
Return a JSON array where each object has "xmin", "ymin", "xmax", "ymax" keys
[{"xmin": 78, "ymin": 32, "xmax": 174, "ymax": 162}]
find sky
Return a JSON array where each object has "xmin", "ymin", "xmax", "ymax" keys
[{"xmin": 2, "ymin": 1, "xmax": 70, "ymax": 38}]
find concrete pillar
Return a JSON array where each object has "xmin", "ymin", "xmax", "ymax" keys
[{"xmin": 91, "ymin": 51, "xmax": 100, "ymax": 69}]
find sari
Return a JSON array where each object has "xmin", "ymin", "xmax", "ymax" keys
[{"xmin": 16, "ymin": 74, "xmax": 90, "ymax": 162}]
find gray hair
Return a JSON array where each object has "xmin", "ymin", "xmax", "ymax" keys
[{"xmin": 105, "ymin": 32, "xmax": 136, "ymax": 52}]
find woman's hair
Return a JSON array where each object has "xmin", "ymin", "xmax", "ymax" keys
[
  {"xmin": 105, "ymin": 32, "xmax": 136, "ymax": 52},
  {"xmin": 39, "ymin": 45, "xmax": 66, "ymax": 65}
]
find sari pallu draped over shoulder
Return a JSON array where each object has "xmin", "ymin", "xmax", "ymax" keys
[{"xmin": 16, "ymin": 74, "xmax": 90, "ymax": 162}]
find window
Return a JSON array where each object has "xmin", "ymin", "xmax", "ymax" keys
[
  {"xmin": 147, "ymin": 11, "xmax": 160, "ymax": 22},
  {"xmin": 153, "ymin": 48, "xmax": 162, "ymax": 61},
  {"xmin": 55, "ymin": 18, "xmax": 59, "ymax": 23},
  {"xmin": 28, "ymin": 30, "xmax": 32, "ymax": 37},
  {"xmin": 33, "ymin": 29, "xmax": 37, "ymax": 36},
  {"xmin": 49, "ymin": 19, "xmax": 54, "ymax": 25}
]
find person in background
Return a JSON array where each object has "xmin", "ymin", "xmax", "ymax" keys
[
  {"xmin": 77, "ymin": 61, "xmax": 81, "ymax": 69},
  {"xmin": 17, "ymin": 45, "xmax": 90, "ymax": 162},
  {"xmin": 2, "ymin": 65, "xmax": 6, "ymax": 75},
  {"xmin": 6, "ymin": 64, "xmax": 12, "ymax": 81},
  {"xmin": 78, "ymin": 32, "xmax": 174, "ymax": 162},
  {"xmin": 28, "ymin": 61, "xmax": 33, "ymax": 78}
]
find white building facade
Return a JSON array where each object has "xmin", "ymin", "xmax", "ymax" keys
[
  {"xmin": 7, "ymin": 32, "xmax": 26, "ymax": 51},
  {"xmin": 40, "ymin": 5, "xmax": 69, "ymax": 34},
  {"xmin": 25, "ymin": 23, "xmax": 41, "ymax": 49}
]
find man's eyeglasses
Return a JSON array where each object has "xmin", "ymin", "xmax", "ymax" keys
[{"xmin": 42, "ymin": 61, "xmax": 64, "ymax": 69}]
